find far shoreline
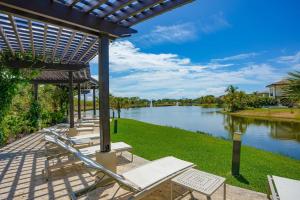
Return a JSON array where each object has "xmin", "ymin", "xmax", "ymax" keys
[{"xmin": 223, "ymin": 108, "xmax": 300, "ymax": 123}]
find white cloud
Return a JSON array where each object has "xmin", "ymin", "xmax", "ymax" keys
[
  {"xmin": 135, "ymin": 23, "xmax": 197, "ymax": 45},
  {"xmin": 277, "ymin": 51, "xmax": 300, "ymax": 64},
  {"xmin": 199, "ymin": 12, "xmax": 231, "ymax": 34},
  {"xmin": 90, "ymin": 41, "xmax": 284, "ymax": 99},
  {"xmin": 90, "ymin": 40, "xmax": 205, "ymax": 73},
  {"xmin": 132, "ymin": 12, "xmax": 230, "ymax": 46},
  {"xmin": 276, "ymin": 51, "xmax": 300, "ymax": 71},
  {"xmin": 211, "ymin": 52, "xmax": 259, "ymax": 62}
]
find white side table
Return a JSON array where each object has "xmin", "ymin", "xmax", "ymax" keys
[{"xmin": 171, "ymin": 169, "xmax": 226, "ymax": 200}]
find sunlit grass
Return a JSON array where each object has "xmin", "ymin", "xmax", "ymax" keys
[{"xmin": 111, "ymin": 118, "xmax": 300, "ymax": 193}]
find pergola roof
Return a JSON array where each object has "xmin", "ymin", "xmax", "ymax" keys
[
  {"xmin": 0, "ymin": 13, "xmax": 99, "ymax": 65},
  {"xmin": 33, "ymin": 67, "xmax": 98, "ymax": 87},
  {"xmin": 0, "ymin": 0, "xmax": 193, "ymax": 66}
]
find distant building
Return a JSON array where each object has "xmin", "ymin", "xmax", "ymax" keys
[
  {"xmin": 266, "ymin": 80, "xmax": 289, "ymax": 99},
  {"xmin": 256, "ymin": 91, "xmax": 269, "ymax": 97}
]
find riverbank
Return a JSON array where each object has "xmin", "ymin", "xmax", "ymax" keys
[
  {"xmin": 111, "ymin": 118, "xmax": 300, "ymax": 193},
  {"xmin": 228, "ymin": 108, "xmax": 300, "ymax": 122}
]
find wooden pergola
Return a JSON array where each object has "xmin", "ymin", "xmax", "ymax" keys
[
  {"xmin": 0, "ymin": 0, "xmax": 193, "ymax": 152},
  {"xmin": 31, "ymin": 67, "xmax": 98, "ymax": 123}
]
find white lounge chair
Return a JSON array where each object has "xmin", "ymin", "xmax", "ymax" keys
[
  {"xmin": 44, "ymin": 128, "xmax": 99, "ymax": 145},
  {"xmin": 53, "ymin": 123, "xmax": 95, "ymax": 133},
  {"xmin": 45, "ymin": 134, "xmax": 132, "ymax": 158},
  {"xmin": 47, "ymin": 137, "xmax": 194, "ymax": 200},
  {"xmin": 44, "ymin": 134, "xmax": 133, "ymax": 179},
  {"xmin": 267, "ymin": 175, "xmax": 300, "ymax": 200}
]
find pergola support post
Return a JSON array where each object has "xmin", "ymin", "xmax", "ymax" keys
[
  {"xmin": 98, "ymin": 35, "xmax": 111, "ymax": 152},
  {"xmin": 93, "ymin": 87, "xmax": 96, "ymax": 117},
  {"xmin": 68, "ymin": 71, "xmax": 76, "ymax": 136},
  {"xmin": 83, "ymin": 92, "xmax": 86, "ymax": 116},
  {"xmin": 33, "ymin": 82, "xmax": 38, "ymax": 101},
  {"xmin": 77, "ymin": 83, "xmax": 81, "ymax": 121}
]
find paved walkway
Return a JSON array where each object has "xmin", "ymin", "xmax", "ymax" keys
[{"xmin": 0, "ymin": 130, "xmax": 268, "ymax": 200}]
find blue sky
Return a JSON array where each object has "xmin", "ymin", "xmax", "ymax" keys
[{"xmin": 90, "ymin": 0, "xmax": 300, "ymax": 99}]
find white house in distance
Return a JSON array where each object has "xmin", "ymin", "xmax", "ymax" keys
[{"xmin": 266, "ymin": 79, "xmax": 289, "ymax": 99}]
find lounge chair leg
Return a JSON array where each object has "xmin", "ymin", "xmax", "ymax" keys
[
  {"xmin": 223, "ymin": 183, "xmax": 226, "ymax": 200},
  {"xmin": 44, "ymin": 159, "xmax": 49, "ymax": 181},
  {"xmin": 111, "ymin": 186, "xmax": 121, "ymax": 199},
  {"xmin": 170, "ymin": 182, "xmax": 173, "ymax": 200},
  {"xmin": 131, "ymin": 152, "xmax": 133, "ymax": 162},
  {"xmin": 190, "ymin": 191, "xmax": 196, "ymax": 200}
]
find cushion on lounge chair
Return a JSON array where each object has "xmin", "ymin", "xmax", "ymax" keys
[
  {"xmin": 44, "ymin": 129, "xmax": 96, "ymax": 144},
  {"xmin": 79, "ymin": 142, "xmax": 132, "ymax": 156},
  {"xmin": 76, "ymin": 127, "xmax": 94, "ymax": 132},
  {"xmin": 111, "ymin": 142, "xmax": 133, "ymax": 152},
  {"xmin": 69, "ymin": 133, "xmax": 99, "ymax": 141},
  {"xmin": 44, "ymin": 129, "xmax": 69, "ymax": 141},
  {"xmin": 270, "ymin": 175, "xmax": 300, "ymax": 200},
  {"xmin": 122, "ymin": 156, "xmax": 194, "ymax": 190},
  {"xmin": 78, "ymin": 122, "xmax": 95, "ymax": 127}
]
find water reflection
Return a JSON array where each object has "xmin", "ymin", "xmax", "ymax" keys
[
  {"xmin": 269, "ymin": 122, "xmax": 300, "ymax": 142},
  {"xmin": 223, "ymin": 115, "xmax": 248, "ymax": 138},
  {"xmin": 223, "ymin": 114, "xmax": 300, "ymax": 143}
]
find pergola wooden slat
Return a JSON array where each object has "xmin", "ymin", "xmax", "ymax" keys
[
  {"xmin": 8, "ymin": 14, "xmax": 24, "ymax": 53},
  {"xmin": 111, "ymin": 0, "xmax": 165, "ymax": 23},
  {"xmin": 28, "ymin": 20, "xmax": 35, "ymax": 58},
  {"xmin": 0, "ymin": 25, "xmax": 14, "ymax": 54},
  {"xmin": 84, "ymin": 0, "xmax": 109, "ymax": 13},
  {"xmin": 0, "ymin": 0, "xmax": 194, "ymax": 153}
]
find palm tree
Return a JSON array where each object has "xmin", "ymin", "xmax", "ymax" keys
[
  {"xmin": 224, "ymin": 85, "xmax": 238, "ymax": 112},
  {"xmin": 284, "ymin": 71, "xmax": 300, "ymax": 100},
  {"xmin": 225, "ymin": 85, "xmax": 238, "ymax": 94}
]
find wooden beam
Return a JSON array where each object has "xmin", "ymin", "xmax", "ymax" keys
[
  {"xmin": 78, "ymin": 38, "xmax": 97, "ymax": 62},
  {"xmin": 0, "ymin": 26, "xmax": 14, "ymax": 54},
  {"xmin": 84, "ymin": 0, "xmax": 108, "ymax": 13},
  {"xmin": 28, "ymin": 20, "xmax": 35, "ymax": 58},
  {"xmin": 122, "ymin": 0, "xmax": 194, "ymax": 27},
  {"xmin": 113, "ymin": 0, "xmax": 164, "ymax": 23},
  {"xmin": 98, "ymin": 35, "xmax": 110, "ymax": 152},
  {"xmin": 93, "ymin": 87, "xmax": 96, "ymax": 116},
  {"xmin": 68, "ymin": 71, "xmax": 75, "ymax": 128},
  {"xmin": 83, "ymin": 92, "xmax": 86, "ymax": 113},
  {"xmin": 32, "ymin": 79, "xmax": 89, "ymax": 84},
  {"xmin": 61, "ymin": 31, "xmax": 76, "ymax": 61},
  {"xmin": 8, "ymin": 14, "xmax": 24, "ymax": 53},
  {"xmin": 77, "ymin": 83, "xmax": 81, "ymax": 120},
  {"xmin": 8, "ymin": 60, "xmax": 88, "ymax": 71},
  {"xmin": 52, "ymin": 27, "xmax": 62, "ymax": 62},
  {"xmin": 43, "ymin": 24, "xmax": 48, "ymax": 61},
  {"xmin": 68, "ymin": 34, "xmax": 87, "ymax": 63},
  {"xmin": 0, "ymin": 0, "xmax": 137, "ymax": 37}
]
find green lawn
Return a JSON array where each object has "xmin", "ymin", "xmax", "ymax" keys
[{"xmin": 111, "ymin": 118, "xmax": 300, "ymax": 193}]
